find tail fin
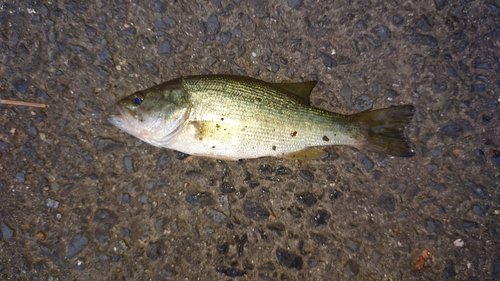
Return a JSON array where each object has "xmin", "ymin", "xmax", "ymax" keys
[{"xmin": 353, "ymin": 105, "xmax": 415, "ymax": 157}]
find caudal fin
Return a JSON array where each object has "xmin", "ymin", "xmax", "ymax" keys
[{"xmin": 353, "ymin": 105, "xmax": 415, "ymax": 157}]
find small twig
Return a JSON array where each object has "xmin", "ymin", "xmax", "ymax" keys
[{"xmin": 0, "ymin": 99, "xmax": 47, "ymax": 108}]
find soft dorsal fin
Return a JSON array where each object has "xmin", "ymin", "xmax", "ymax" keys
[{"xmin": 272, "ymin": 81, "xmax": 317, "ymax": 105}]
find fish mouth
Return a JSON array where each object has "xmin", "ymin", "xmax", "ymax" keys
[{"xmin": 108, "ymin": 104, "xmax": 133, "ymax": 130}]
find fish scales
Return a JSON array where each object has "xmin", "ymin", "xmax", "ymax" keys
[{"xmin": 181, "ymin": 76, "xmax": 359, "ymax": 158}]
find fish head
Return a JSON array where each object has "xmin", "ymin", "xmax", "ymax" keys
[{"xmin": 109, "ymin": 85, "xmax": 189, "ymax": 147}]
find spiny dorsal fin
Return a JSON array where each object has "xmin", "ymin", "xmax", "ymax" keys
[{"xmin": 272, "ymin": 81, "xmax": 317, "ymax": 105}]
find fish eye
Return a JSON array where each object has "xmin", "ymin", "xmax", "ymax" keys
[{"xmin": 131, "ymin": 94, "xmax": 143, "ymax": 105}]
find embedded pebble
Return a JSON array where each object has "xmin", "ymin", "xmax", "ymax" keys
[
  {"xmin": 313, "ymin": 210, "xmax": 330, "ymax": 226},
  {"xmin": 242, "ymin": 200, "xmax": 270, "ymax": 220},
  {"xmin": 143, "ymin": 60, "xmax": 159, "ymax": 75},
  {"xmin": 275, "ymin": 165, "xmax": 292, "ymax": 175},
  {"xmin": 319, "ymin": 52, "xmax": 336, "ymax": 68},
  {"xmin": 266, "ymin": 222, "xmax": 285, "ymax": 236},
  {"xmin": 123, "ymin": 26, "xmax": 136, "ymax": 36},
  {"xmin": 461, "ymin": 221, "xmax": 478, "ymax": 228},
  {"xmin": 416, "ymin": 16, "xmax": 432, "ymax": 31},
  {"xmin": 287, "ymin": 0, "xmax": 303, "ymax": 9},
  {"xmin": 373, "ymin": 25, "xmax": 391, "ymax": 41},
  {"xmin": 345, "ymin": 259, "xmax": 360, "ymax": 276},
  {"xmin": 123, "ymin": 156, "xmax": 135, "ymax": 173},
  {"xmin": 146, "ymin": 242, "xmax": 162, "ymax": 260},
  {"xmin": 0, "ymin": 222, "xmax": 14, "ymax": 239},
  {"xmin": 446, "ymin": 66, "xmax": 458, "ymax": 77},
  {"xmin": 470, "ymin": 84, "xmax": 485, "ymax": 92},
  {"xmin": 340, "ymin": 84, "xmax": 352, "ymax": 108},
  {"xmin": 219, "ymin": 182, "xmax": 235, "ymax": 193},
  {"xmin": 407, "ymin": 34, "xmax": 438, "ymax": 46},
  {"xmin": 442, "ymin": 260, "xmax": 456, "ymax": 279},
  {"xmin": 22, "ymin": 143, "xmax": 45, "ymax": 166},
  {"xmin": 429, "ymin": 180, "xmax": 446, "ymax": 190},
  {"xmin": 16, "ymin": 171, "xmax": 25, "ymax": 183},
  {"xmin": 121, "ymin": 193, "xmax": 130, "ymax": 203},
  {"xmin": 270, "ymin": 63, "xmax": 280, "ymax": 73},
  {"xmin": 175, "ymin": 151, "xmax": 190, "ymax": 160},
  {"xmin": 357, "ymin": 154, "xmax": 374, "ymax": 171},
  {"xmin": 35, "ymin": 88, "xmax": 51, "ymax": 100},
  {"xmin": 67, "ymin": 233, "xmax": 88, "ymax": 259},
  {"xmin": 93, "ymin": 209, "xmax": 116, "ymax": 224},
  {"xmin": 207, "ymin": 15, "xmax": 219, "ymax": 37},
  {"xmin": 344, "ymin": 238, "xmax": 360, "ymax": 252},
  {"xmin": 353, "ymin": 94, "xmax": 373, "ymax": 111},
  {"xmin": 329, "ymin": 190, "xmax": 343, "ymax": 199},
  {"xmin": 425, "ymin": 218, "xmax": 442, "ymax": 233},
  {"xmin": 258, "ymin": 165, "xmax": 272, "ymax": 174},
  {"xmin": 220, "ymin": 32, "xmax": 231, "ymax": 44},
  {"xmin": 84, "ymin": 25, "xmax": 96, "ymax": 36},
  {"xmin": 217, "ymin": 243, "xmax": 229, "ymax": 255},
  {"xmin": 377, "ymin": 193, "xmax": 395, "ymax": 211},
  {"xmin": 206, "ymin": 209, "xmax": 227, "ymax": 223},
  {"xmin": 297, "ymin": 170, "xmax": 314, "ymax": 182},
  {"xmin": 472, "ymin": 205, "xmax": 485, "ymax": 216},
  {"xmin": 257, "ymin": 262, "xmax": 275, "ymax": 271},
  {"xmin": 13, "ymin": 79, "xmax": 28, "ymax": 93},
  {"xmin": 465, "ymin": 180, "xmax": 487, "ymax": 200},
  {"xmin": 96, "ymin": 138, "xmax": 124, "ymax": 152},
  {"xmin": 492, "ymin": 154, "xmax": 500, "ymax": 166},
  {"xmin": 385, "ymin": 89, "xmax": 398, "ymax": 98},
  {"xmin": 440, "ymin": 121, "xmax": 463, "ymax": 138},
  {"xmin": 158, "ymin": 39, "xmax": 171, "ymax": 54},
  {"xmin": 295, "ymin": 192, "xmax": 317, "ymax": 206},
  {"xmin": 45, "ymin": 198, "xmax": 59, "ymax": 208},
  {"xmin": 276, "ymin": 248, "xmax": 303, "ymax": 269},
  {"xmin": 39, "ymin": 4, "xmax": 49, "ymax": 16},
  {"xmin": 434, "ymin": 0, "xmax": 447, "ymax": 10},
  {"xmin": 71, "ymin": 45, "xmax": 87, "ymax": 54},
  {"xmin": 392, "ymin": 15, "xmax": 403, "ymax": 25},
  {"xmin": 309, "ymin": 232, "xmax": 329, "ymax": 245},
  {"xmin": 216, "ymin": 266, "xmax": 244, "ymax": 277},
  {"xmin": 287, "ymin": 205, "xmax": 303, "ymax": 218},
  {"xmin": 185, "ymin": 192, "xmax": 214, "ymax": 206}
]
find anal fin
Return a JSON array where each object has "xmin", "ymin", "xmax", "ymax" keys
[{"xmin": 280, "ymin": 148, "xmax": 328, "ymax": 159}]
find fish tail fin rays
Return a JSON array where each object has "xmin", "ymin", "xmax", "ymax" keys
[{"xmin": 353, "ymin": 105, "xmax": 415, "ymax": 157}]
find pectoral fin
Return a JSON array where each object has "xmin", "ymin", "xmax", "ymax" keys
[{"xmin": 280, "ymin": 148, "xmax": 328, "ymax": 159}]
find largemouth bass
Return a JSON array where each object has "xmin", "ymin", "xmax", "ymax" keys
[{"xmin": 109, "ymin": 75, "xmax": 415, "ymax": 160}]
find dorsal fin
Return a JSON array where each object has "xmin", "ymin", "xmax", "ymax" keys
[{"xmin": 272, "ymin": 81, "xmax": 317, "ymax": 105}]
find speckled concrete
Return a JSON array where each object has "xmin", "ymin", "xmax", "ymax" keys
[{"xmin": 0, "ymin": 0, "xmax": 499, "ymax": 280}]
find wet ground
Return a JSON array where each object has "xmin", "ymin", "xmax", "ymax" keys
[{"xmin": 1, "ymin": 0, "xmax": 499, "ymax": 280}]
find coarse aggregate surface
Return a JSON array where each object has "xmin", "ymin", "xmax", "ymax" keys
[{"xmin": 0, "ymin": 0, "xmax": 499, "ymax": 280}]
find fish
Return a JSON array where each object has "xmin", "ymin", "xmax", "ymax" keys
[{"xmin": 109, "ymin": 75, "xmax": 415, "ymax": 160}]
